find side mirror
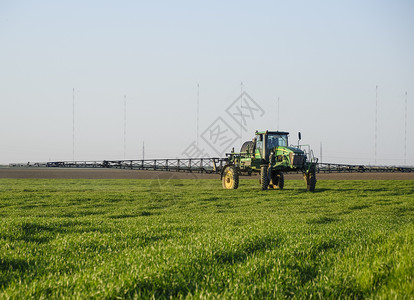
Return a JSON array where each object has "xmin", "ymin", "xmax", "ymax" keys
[{"xmin": 298, "ymin": 132, "xmax": 302, "ymax": 141}]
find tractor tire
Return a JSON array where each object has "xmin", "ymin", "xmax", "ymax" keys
[
  {"xmin": 222, "ymin": 166, "xmax": 239, "ymax": 189},
  {"xmin": 304, "ymin": 170, "xmax": 316, "ymax": 192},
  {"xmin": 260, "ymin": 166, "xmax": 269, "ymax": 191},
  {"xmin": 271, "ymin": 171, "xmax": 284, "ymax": 189}
]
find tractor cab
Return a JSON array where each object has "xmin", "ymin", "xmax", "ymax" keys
[{"xmin": 254, "ymin": 131, "xmax": 290, "ymax": 160}]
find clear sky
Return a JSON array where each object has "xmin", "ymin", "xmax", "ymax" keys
[{"xmin": 1, "ymin": 0, "xmax": 413, "ymax": 165}]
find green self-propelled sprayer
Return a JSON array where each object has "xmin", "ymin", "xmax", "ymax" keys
[{"xmin": 221, "ymin": 130, "xmax": 318, "ymax": 191}]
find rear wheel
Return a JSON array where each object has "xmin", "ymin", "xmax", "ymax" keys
[
  {"xmin": 260, "ymin": 166, "xmax": 269, "ymax": 190},
  {"xmin": 222, "ymin": 166, "xmax": 239, "ymax": 189},
  {"xmin": 304, "ymin": 170, "xmax": 316, "ymax": 192},
  {"xmin": 271, "ymin": 171, "xmax": 284, "ymax": 189}
]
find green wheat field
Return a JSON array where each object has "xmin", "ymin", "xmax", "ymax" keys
[{"xmin": 0, "ymin": 178, "xmax": 413, "ymax": 299}]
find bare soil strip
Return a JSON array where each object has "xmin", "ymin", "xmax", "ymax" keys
[{"xmin": 0, "ymin": 168, "xmax": 413, "ymax": 180}]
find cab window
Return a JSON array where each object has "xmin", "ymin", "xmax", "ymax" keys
[
  {"xmin": 266, "ymin": 134, "xmax": 288, "ymax": 149},
  {"xmin": 256, "ymin": 135, "xmax": 263, "ymax": 150}
]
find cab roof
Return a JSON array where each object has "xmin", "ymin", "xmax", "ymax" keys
[{"xmin": 255, "ymin": 130, "xmax": 289, "ymax": 135}]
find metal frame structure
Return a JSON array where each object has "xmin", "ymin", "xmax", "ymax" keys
[
  {"xmin": 9, "ymin": 159, "xmax": 413, "ymax": 173},
  {"xmin": 10, "ymin": 158, "xmax": 227, "ymax": 174},
  {"xmin": 317, "ymin": 163, "xmax": 413, "ymax": 173}
]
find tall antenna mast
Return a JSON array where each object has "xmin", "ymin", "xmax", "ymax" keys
[
  {"xmin": 404, "ymin": 91, "xmax": 408, "ymax": 165},
  {"xmin": 375, "ymin": 85, "xmax": 378, "ymax": 165},
  {"xmin": 277, "ymin": 97, "xmax": 280, "ymax": 130},
  {"xmin": 240, "ymin": 82, "xmax": 243, "ymax": 144},
  {"xmin": 124, "ymin": 95, "xmax": 127, "ymax": 159},
  {"xmin": 72, "ymin": 88, "xmax": 75, "ymax": 162},
  {"xmin": 197, "ymin": 84, "xmax": 200, "ymax": 146},
  {"xmin": 142, "ymin": 141, "xmax": 145, "ymax": 160},
  {"xmin": 320, "ymin": 142, "xmax": 323, "ymax": 164}
]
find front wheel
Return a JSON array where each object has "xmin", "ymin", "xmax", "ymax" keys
[
  {"xmin": 222, "ymin": 166, "xmax": 239, "ymax": 189},
  {"xmin": 260, "ymin": 166, "xmax": 269, "ymax": 190}
]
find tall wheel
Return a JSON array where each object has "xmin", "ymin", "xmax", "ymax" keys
[
  {"xmin": 260, "ymin": 166, "xmax": 269, "ymax": 190},
  {"xmin": 222, "ymin": 166, "xmax": 239, "ymax": 189},
  {"xmin": 304, "ymin": 170, "xmax": 316, "ymax": 192},
  {"xmin": 271, "ymin": 171, "xmax": 284, "ymax": 189}
]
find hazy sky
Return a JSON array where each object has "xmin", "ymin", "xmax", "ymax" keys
[{"xmin": 1, "ymin": 0, "xmax": 413, "ymax": 165}]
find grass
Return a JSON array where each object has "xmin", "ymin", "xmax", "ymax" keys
[{"xmin": 0, "ymin": 178, "xmax": 413, "ymax": 299}]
